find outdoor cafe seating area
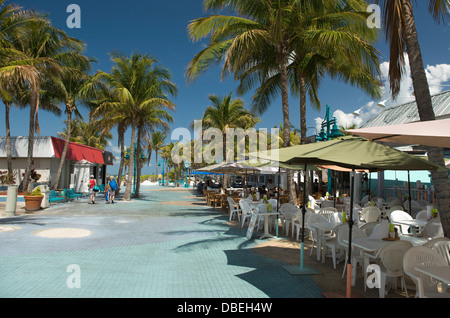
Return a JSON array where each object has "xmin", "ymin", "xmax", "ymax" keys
[
  {"xmin": 197, "ymin": 171, "xmax": 449, "ymax": 297},
  {"xmin": 195, "ymin": 136, "xmax": 449, "ymax": 298}
]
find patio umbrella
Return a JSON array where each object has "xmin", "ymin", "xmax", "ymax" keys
[
  {"xmin": 258, "ymin": 136, "xmax": 446, "ymax": 296},
  {"xmin": 345, "ymin": 118, "xmax": 450, "ymax": 148}
]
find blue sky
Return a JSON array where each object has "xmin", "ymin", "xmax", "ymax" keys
[{"xmin": 4, "ymin": 0, "xmax": 450, "ymax": 175}]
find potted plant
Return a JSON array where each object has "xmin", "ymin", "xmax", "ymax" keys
[{"xmin": 24, "ymin": 186, "xmax": 44, "ymax": 212}]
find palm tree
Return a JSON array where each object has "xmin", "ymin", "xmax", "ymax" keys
[
  {"xmin": 149, "ymin": 131, "xmax": 167, "ymax": 182},
  {"xmin": 52, "ymin": 57, "xmax": 97, "ymax": 190},
  {"xmin": 89, "ymin": 84, "xmax": 129, "ymax": 193},
  {"xmin": 187, "ymin": 0, "xmax": 381, "ymax": 203},
  {"xmin": 376, "ymin": 0, "xmax": 450, "ymax": 236},
  {"xmin": 57, "ymin": 118, "xmax": 112, "ymax": 149},
  {"xmin": 199, "ymin": 92, "xmax": 259, "ymax": 188},
  {"xmin": 94, "ymin": 53, "xmax": 176, "ymax": 200},
  {"xmin": 275, "ymin": 122, "xmax": 300, "ymax": 147},
  {"xmin": 0, "ymin": 2, "xmax": 41, "ymax": 181},
  {"xmin": 235, "ymin": 1, "xmax": 381, "ymax": 142},
  {"xmin": 10, "ymin": 18, "xmax": 89, "ymax": 191}
]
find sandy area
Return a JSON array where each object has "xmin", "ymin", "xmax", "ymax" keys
[{"xmin": 32, "ymin": 228, "xmax": 93, "ymax": 238}]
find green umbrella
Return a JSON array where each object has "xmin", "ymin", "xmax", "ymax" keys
[
  {"xmin": 283, "ymin": 136, "xmax": 446, "ymax": 172},
  {"xmin": 257, "ymin": 136, "xmax": 446, "ymax": 296}
]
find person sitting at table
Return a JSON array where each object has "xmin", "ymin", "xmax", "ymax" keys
[
  {"xmin": 267, "ymin": 179, "xmax": 276, "ymax": 194},
  {"xmin": 259, "ymin": 185, "xmax": 267, "ymax": 195}
]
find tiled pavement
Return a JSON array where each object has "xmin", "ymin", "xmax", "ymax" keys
[{"xmin": 0, "ymin": 186, "xmax": 414, "ymax": 299}]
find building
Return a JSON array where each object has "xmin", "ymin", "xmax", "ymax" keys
[
  {"xmin": 358, "ymin": 90, "xmax": 450, "ymax": 201},
  {"xmin": 0, "ymin": 136, "xmax": 114, "ymax": 192},
  {"xmin": 363, "ymin": 89, "xmax": 450, "ymax": 128}
]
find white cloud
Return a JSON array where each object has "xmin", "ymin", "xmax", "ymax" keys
[{"xmin": 316, "ymin": 54, "xmax": 450, "ymax": 130}]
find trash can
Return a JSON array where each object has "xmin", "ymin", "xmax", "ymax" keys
[
  {"xmin": 39, "ymin": 184, "xmax": 50, "ymax": 208},
  {"xmin": 5, "ymin": 185, "xmax": 18, "ymax": 216}
]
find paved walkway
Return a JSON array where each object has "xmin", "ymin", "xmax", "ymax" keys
[{"xmin": 0, "ymin": 186, "xmax": 412, "ymax": 299}]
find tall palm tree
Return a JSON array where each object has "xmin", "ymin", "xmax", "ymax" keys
[
  {"xmin": 133, "ymin": 65, "xmax": 176, "ymax": 196},
  {"xmin": 376, "ymin": 0, "xmax": 450, "ymax": 236},
  {"xmin": 200, "ymin": 92, "xmax": 259, "ymax": 188},
  {"xmin": 11, "ymin": 19, "xmax": 89, "ymax": 191},
  {"xmin": 52, "ymin": 57, "xmax": 97, "ymax": 190},
  {"xmin": 149, "ymin": 131, "xmax": 167, "ymax": 182},
  {"xmin": 187, "ymin": 0, "xmax": 381, "ymax": 203},
  {"xmin": 0, "ymin": 2, "xmax": 41, "ymax": 181},
  {"xmin": 235, "ymin": 1, "xmax": 381, "ymax": 143},
  {"xmin": 89, "ymin": 84, "xmax": 129, "ymax": 193},
  {"xmin": 94, "ymin": 53, "xmax": 176, "ymax": 200}
]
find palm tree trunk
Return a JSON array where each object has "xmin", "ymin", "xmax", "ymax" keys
[
  {"xmin": 22, "ymin": 97, "xmax": 39, "ymax": 192},
  {"xmin": 299, "ymin": 76, "xmax": 307, "ymax": 144},
  {"xmin": 5, "ymin": 102, "xmax": 13, "ymax": 175},
  {"xmin": 52, "ymin": 110, "xmax": 72, "ymax": 190},
  {"xmin": 298, "ymin": 76, "xmax": 312, "ymax": 198},
  {"xmin": 123, "ymin": 120, "xmax": 136, "ymax": 201},
  {"xmin": 116, "ymin": 124, "xmax": 125, "ymax": 194},
  {"xmin": 134, "ymin": 127, "xmax": 142, "ymax": 197},
  {"xmin": 279, "ymin": 51, "xmax": 297, "ymax": 205},
  {"xmin": 401, "ymin": 0, "xmax": 450, "ymax": 237},
  {"xmin": 155, "ymin": 151, "xmax": 159, "ymax": 182}
]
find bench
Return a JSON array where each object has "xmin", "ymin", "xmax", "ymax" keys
[
  {"xmin": 49, "ymin": 190, "xmax": 65, "ymax": 204},
  {"xmin": 64, "ymin": 188, "xmax": 83, "ymax": 201}
]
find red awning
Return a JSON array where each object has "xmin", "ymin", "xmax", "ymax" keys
[{"xmin": 51, "ymin": 137, "xmax": 105, "ymax": 165}]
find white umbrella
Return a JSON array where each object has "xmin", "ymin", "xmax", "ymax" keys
[{"xmin": 346, "ymin": 118, "xmax": 450, "ymax": 148}]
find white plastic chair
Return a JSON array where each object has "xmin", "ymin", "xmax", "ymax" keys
[
  {"xmin": 321, "ymin": 200, "xmax": 335, "ymax": 208},
  {"xmin": 323, "ymin": 223, "xmax": 347, "ymax": 269},
  {"xmin": 385, "ymin": 206, "xmax": 404, "ymax": 219},
  {"xmin": 377, "ymin": 241, "xmax": 413, "ymax": 298},
  {"xmin": 415, "ymin": 210, "xmax": 428, "ymax": 220},
  {"xmin": 403, "ymin": 246, "xmax": 450, "ymax": 298},
  {"xmin": 306, "ymin": 213, "xmax": 328, "ymax": 258},
  {"xmin": 338, "ymin": 225, "xmax": 367, "ymax": 283},
  {"xmin": 360, "ymin": 206, "xmax": 381, "ymax": 223},
  {"xmin": 360, "ymin": 221, "xmax": 380, "ymax": 237},
  {"xmin": 359, "ymin": 195, "xmax": 369, "ymax": 206},
  {"xmin": 387, "ymin": 197, "xmax": 403, "ymax": 208},
  {"xmin": 308, "ymin": 195, "xmax": 316, "ymax": 208},
  {"xmin": 421, "ymin": 218, "xmax": 444, "ymax": 240},
  {"xmin": 422, "ymin": 237, "xmax": 450, "ymax": 248},
  {"xmin": 279, "ymin": 203, "xmax": 299, "ymax": 237},
  {"xmin": 432, "ymin": 241, "xmax": 450, "ymax": 265},
  {"xmin": 404, "ymin": 200, "xmax": 422, "ymax": 216},
  {"xmin": 389, "ymin": 210, "xmax": 415, "ymax": 235},
  {"xmin": 294, "ymin": 208, "xmax": 314, "ymax": 242},
  {"xmin": 318, "ymin": 207, "xmax": 338, "ymax": 222},
  {"xmin": 331, "ymin": 212, "xmax": 343, "ymax": 223},
  {"xmin": 239, "ymin": 200, "xmax": 254, "ymax": 228},
  {"xmin": 227, "ymin": 197, "xmax": 240, "ymax": 222}
]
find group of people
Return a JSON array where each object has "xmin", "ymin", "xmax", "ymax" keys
[{"xmin": 88, "ymin": 175, "xmax": 117, "ymax": 204}]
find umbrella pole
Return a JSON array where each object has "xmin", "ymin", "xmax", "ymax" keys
[
  {"xmin": 300, "ymin": 164, "xmax": 308, "ymax": 271},
  {"xmin": 407, "ymin": 170, "xmax": 412, "ymax": 215},
  {"xmin": 276, "ymin": 166, "xmax": 281, "ymax": 238},
  {"xmin": 346, "ymin": 167, "xmax": 355, "ymax": 298},
  {"xmin": 333, "ymin": 171, "xmax": 336, "ymax": 208}
]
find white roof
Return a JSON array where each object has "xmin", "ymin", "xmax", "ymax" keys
[
  {"xmin": 363, "ymin": 90, "xmax": 450, "ymax": 128},
  {"xmin": 0, "ymin": 136, "xmax": 56, "ymax": 158}
]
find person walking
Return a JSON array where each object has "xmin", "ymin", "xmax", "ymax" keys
[
  {"xmin": 89, "ymin": 175, "xmax": 97, "ymax": 204},
  {"xmin": 107, "ymin": 175, "xmax": 118, "ymax": 204}
]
